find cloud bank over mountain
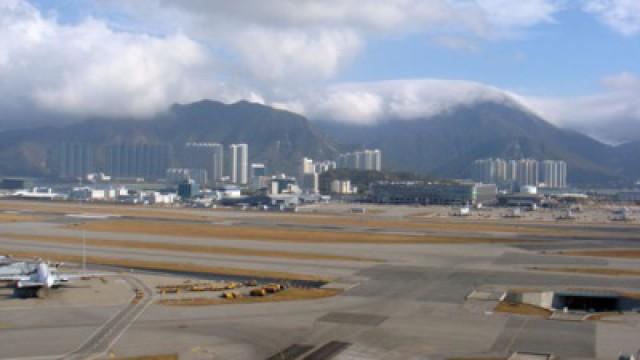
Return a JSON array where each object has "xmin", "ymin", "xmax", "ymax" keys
[
  {"xmin": 1, "ymin": 0, "xmax": 639, "ymax": 144},
  {"xmin": 272, "ymin": 80, "xmax": 518, "ymax": 125}
]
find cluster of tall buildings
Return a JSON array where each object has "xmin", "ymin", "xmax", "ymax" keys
[
  {"xmin": 50, "ymin": 142, "xmax": 95, "ymax": 180},
  {"xmin": 49, "ymin": 142, "xmax": 385, "ymax": 192},
  {"xmin": 181, "ymin": 142, "xmax": 248, "ymax": 186},
  {"xmin": 337, "ymin": 149, "xmax": 382, "ymax": 171},
  {"xmin": 184, "ymin": 143, "xmax": 224, "ymax": 183},
  {"xmin": 299, "ymin": 158, "xmax": 337, "ymax": 193},
  {"xmin": 471, "ymin": 158, "xmax": 567, "ymax": 188},
  {"xmin": 50, "ymin": 141, "xmax": 251, "ymax": 186},
  {"xmin": 105, "ymin": 143, "xmax": 170, "ymax": 180}
]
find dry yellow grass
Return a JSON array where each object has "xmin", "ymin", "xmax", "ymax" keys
[
  {"xmin": 7, "ymin": 199, "xmax": 639, "ymax": 243},
  {"xmin": 237, "ymin": 213, "xmax": 640, "ymax": 240},
  {"xmin": 0, "ymin": 200, "xmax": 214, "ymax": 221},
  {"xmin": 528, "ymin": 266, "xmax": 640, "ymax": 276},
  {"xmin": 0, "ymin": 248, "xmax": 329, "ymax": 281},
  {"xmin": 494, "ymin": 301, "xmax": 552, "ymax": 318},
  {"xmin": 158, "ymin": 287, "xmax": 341, "ymax": 306},
  {"xmin": 67, "ymin": 220, "xmax": 514, "ymax": 244},
  {"xmin": 621, "ymin": 291, "xmax": 640, "ymax": 300},
  {"xmin": 0, "ymin": 214, "xmax": 42, "ymax": 222},
  {"xmin": 0, "ymin": 232, "xmax": 369, "ymax": 262},
  {"xmin": 267, "ymin": 214, "xmax": 548, "ymax": 234},
  {"xmin": 585, "ymin": 312, "xmax": 624, "ymax": 321},
  {"xmin": 562, "ymin": 249, "xmax": 640, "ymax": 259},
  {"xmin": 4, "ymin": 200, "xmax": 640, "ymax": 240},
  {"xmin": 0, "ymin": 321, "xmax": 12, "ymax": 329}
]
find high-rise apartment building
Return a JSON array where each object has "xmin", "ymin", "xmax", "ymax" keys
[
  {"xmin": 541, "ymin": 160, "xmax": 567, "ymax": 188},
  {"xmin": 360, "ymin": 149, "xmax": 382, "ymax": 171},
  {"xmin": 229, "ymin": 144, "xmax": 248, "ymax": 185},
  {"xmin": 51, "ymin": 142, "xmax": 95, "ymax": 179},
  {"xmin": 516, "ymin": 159, "xmax": 539, "ymax": 187},
  {"xmin": 299, "ymin": 157, "xmax": 319, "ymax": 193},
  {"xmin": 337, "ymin": 149, "xmax": 382, "ymax": 171},
  {"xmin": 301, "ymin": 157, "xmax": 315, "ymax": 175},
  {"xmin": 471, "ymin": 159, "xmax": 496, "ymax": 184},
  {"xmin": 105, "ymin": 143, "xmax": 169, "ymax": 180},
  {"xmin": 314, "ymin": 160, "xmax": 336, "ymax": 174},
  {"xmin": 184, "ymin": 142, "xmax": 224, "ymax": 184},
  {"xmin": 506, "ymin": 160, "xmax": 518, "ymax": 182},
  {"xmin": 471, "ymin": 158, "xmax": 566, "ymax": 188},
  {"xmin": 250, "ymin": 163, "xmax": 266, "ymax": 179},
  {"xmin": 471, "ymin": 158, "xmax": 510, "ymax": 184},
  {"xmin": 249, "ymin": 163, "xmax": 267, "ymax": 190}
]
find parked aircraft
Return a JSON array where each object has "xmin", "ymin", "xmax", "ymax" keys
[{"xmin": 0, "ymin": 260, "xmax": 108, "ymax": 298}]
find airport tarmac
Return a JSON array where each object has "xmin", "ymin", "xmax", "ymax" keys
[{"xmin": 0, "ymin": 200, "xmax": 639, "ymax": 359}]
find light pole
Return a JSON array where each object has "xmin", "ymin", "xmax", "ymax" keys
[{"xmin": 82, "ymin": 229, "xmax": 86, "ymax": 274}]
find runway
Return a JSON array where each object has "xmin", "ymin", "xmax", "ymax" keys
[{"xmin": 1, "ymin": 201, "xmax": 640, "ymax": 359}]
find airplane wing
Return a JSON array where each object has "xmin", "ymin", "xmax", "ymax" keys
[
  {"xmin": 16, "ymin": 280, "xmax": 45, "ymax": 288},
  {"xmin": 53, "ymin": 272, "xmax": 113, "ymax": 281},
  {"xmin": 0, "ymin": 275, "xmax": 31, "ymax": 281}
]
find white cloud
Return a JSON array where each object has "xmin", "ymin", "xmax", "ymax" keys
[
  {"xmin": 264, "ymin": 74, "xmax": 640, "ymax": 145},
  {"xmin": 477, "ymin": 0, "xmax": 560, "ymax": 27},
  {"xmin": 0, "ymin": 0, "xmax": 568, "ymax": 123},
  {"xmin": 601, "ymin": 71, "xmax": 640, "ymax": 90},
  {"xmin": 280, "ymin": 79, "xmax": 515, "ymax": 125},
  {"xmin": 521, "ymin": 73, "xmax": 640, "ymax": 143},
  {"xmin": 3, "ymin": 0, "xmax": 639, "ymax": 146},
  {"xmin": 583, "ymin": 0, "xmax": 640, "ymax": 36},
  {"xmin": 231, "ymin": 27, "xmax": 362, "ymax": 83},
  {"xmin": 113, "ymin": 0, "xmax": 562, "ymax": 34},
  {"xmin": 101, "ymin": 0, "xmax": 563, "ymax": 86},
  {"xmin": 0, "ymin": 0, "xmax": 225, "ymax": 118}
]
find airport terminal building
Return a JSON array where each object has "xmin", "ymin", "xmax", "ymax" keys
[{"xmin": 370, "ymin": 182, "xmax": 497, "ymax": 205}]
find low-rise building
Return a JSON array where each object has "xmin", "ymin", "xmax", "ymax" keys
[
  {"xmin": 301, "ymin": 173, "xmax": 319, "ymax": 193},
  {"xmin": 215, "ymin": 185, "xmax": 242, "ymax": 200},
  {"xmin": 166, "ymin": 168, "xmax": 208, "ymax": 187},
  {"xmin": 69, "ymin": 186, "xmax": 129, "ymax": 202},
  {"xmin": 10, "ymin": 187, "xmax": 65, "ymax": 201},
  {"xmin": 149, "ymin": 192, "xmax": 177, "ymax": 204},
  {"xmin": 270, "ymin": 175, "xmax": 299, "ymax": 195},
  {"xmin": 177, "ymin": 179, "xmax": 200, "ymax": 199},
  {"xmin": 370, "ymin": 182, "xmax": 497, "ymax": 205},
  {"xmin": 616, "ymin": 191, "xmax": 640, "ymax": 202},
  {"xmin": 331, "ymin": 180, "xmax": 357, "ymax": 194}
]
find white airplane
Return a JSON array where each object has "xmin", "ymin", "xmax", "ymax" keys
[
  {"xmin": 0, "ymin": 256, "xmax": 10, "ymax": 265},
  {"xmin": 0, "ymin": 261, "xmax": 109, "ymax": 298}
]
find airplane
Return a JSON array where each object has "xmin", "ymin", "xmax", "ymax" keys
[
  {"xmin": 0, "ymin": 260, "xmax": 109, "ymax": 298},
  {"xmin": 0, "ymin": 255, "xmax": 16, "ymax": 265}
]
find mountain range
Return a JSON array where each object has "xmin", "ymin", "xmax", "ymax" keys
[
  {"xmin": 316, "ymin": 101, "xmax": 637, "ymax": 185},
  {"xmin": 0, "ymin": 98, "xmax": 637, "ymax": 185}
]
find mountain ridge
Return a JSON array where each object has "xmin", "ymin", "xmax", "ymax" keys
[
  {"xmin": 0, "ymin": 100, "xmax": 339, "ymax": 177},
  {"xmin": 0, "ymin": 99, "xmax": 636, "ymax": 185},
  {"xmin": 315, "ymin": 101, "xmax": 633, "ymax": 185}
]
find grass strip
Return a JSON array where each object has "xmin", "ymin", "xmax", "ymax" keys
[
  {"xmin": 68, "ymin": 220, "xmax": 515, "ymax": 244},
  {"xmin": 0, "ymin": 248, "xmax": 329, "ymax": 281},
  {"xmin": 0, "ymin": 232, "xmax": 369, "ymax": 262},
  {"xmin": 158, "ymin": 288, "xmax": 341, "ymax": 306}
]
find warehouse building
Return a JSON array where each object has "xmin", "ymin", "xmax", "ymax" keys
[{"xmin": 370, "ymin": 182, "xmax": 497, "ymax": 205}]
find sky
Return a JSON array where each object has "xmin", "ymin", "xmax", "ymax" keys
[{"xmin": 1, "ymin": 0, "xmax": 640, "ymax": 143}]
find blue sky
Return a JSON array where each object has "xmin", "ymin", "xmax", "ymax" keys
[
  {"xmin": 2, "ymin": 1, "xmax": 640, "ymax": 142},
  {"xmin": 339, "ymin": 7, "xmax": 640, "ymax": 97},
  {"xmin": 30, "ymin": 0, "xmax": 640, "ymax": 96}
]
